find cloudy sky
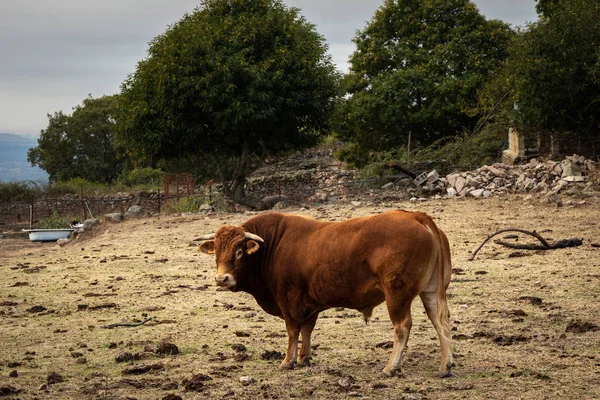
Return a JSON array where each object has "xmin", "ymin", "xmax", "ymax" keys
[{"xmin": 0, "ymin": 0, "xmax": 538, "ymax": 138}]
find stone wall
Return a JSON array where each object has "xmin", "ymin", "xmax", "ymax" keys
[{"xmin": 0, "ymin": 192, "xmax": 163, "ymax": 230}]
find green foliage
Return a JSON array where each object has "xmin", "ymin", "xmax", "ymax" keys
[
  {"xmin": 507, "ymin": 0, "xmax": 600, "ymax": 148},
  {"xmin": 345, "ymin": 124, "xmax": 506, "ymax": 180},
  {"xmin": 37, "ymin": 212, "xmax": 73, "ymax": 229},
  {"xmin": 116, "ymin": 0, "xmax": 339, "ymax": 205},
  {"xmin": 166, "ymin": 195, "xmax": 205, "ymax": 213},
  {"xmin": 117, "ymin": 168, "xmax": 164, "ymax": 187},
  {"xmin": 0, "ymin": 181, "xmax": 47, "ymax": 203},
  {"xmin": 47, "ymin": 178, "xmax": 108, "ymax": 197},
  {"xmin": 28, "ymin": 95, "xmax": 123, "ymax": 183},
  {"xmin": 411, "ymin": 125, "xmax": 507, "ymax": 171},
  {"xmin": 336, "ymin": 0, "xmax": 513, "ymax": 156}
]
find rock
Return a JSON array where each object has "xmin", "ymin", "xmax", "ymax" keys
[
  {"xmin": 381, "ymin": 182, "xmax": 394, "ymax": 190},
  {"xmin": 446, "ymin": 187, "xmax": 457, "ymax": 198},
  {"xmin": 239, "ymin": 376, "xmax": 255, "ymax": 386},
  {"xmin": 115, "ymin": 352, "xmax": 134, "ymax": 363},
  {"xmin": 561, "ymin": 160, "xmax": 582, "ymax": 177},
  {"xmin": 350, "ymin": 201, "xmax": 362, "ymax": 207},
  {"xmin": 0, "ymin": 385, "xmax": 21, "ymax": 395},
  {"xmin": 75, "ymin": 357, "xmax": 87, "ymax": 364},
  {"xmin": 104, "ymin": 213, "xmax": 123, "ymax": 223},
  {"xmin": 562, "ymin": 176, "xmax": 585, "ymax": 182},
  {"xmin": 27, "ymin": 305, "xmax": 46, "ymax": 313},
  {"xmin": 454, "ymin": 176, "xmax": 467, "ymax": 193},
  {"xmin": 485, "ymin": 165, "xmax": 504, "ymax": 177},
  {"xmin": 162, "ymin": 394, "xmax": 183, "ymax": 400},
  {"xmin": 467, "ymin": 189, "xmax": 485, "ymax": 198},
  {"xmin": 9, "ymin": 370, "xmax": 18, "ymax": 378},
  {"xmin": 156, "ymin": 342, "xmax": 179, "ymax": 355},
  {"xmin": 47, "ymin": 372, "xmax": 64, "ymax": 385},
  {"xmin": 82, "ymin": 218, "xmax": 99, "ymax": 229},
  {"xmin": 272, "ymin": 201, "xmax": 288, "ymax": 210},
  {"xmin": 57, "ymin": 238, "xmax": 70, "ymax": 246},
  {"xmin": 426, "ymin": 170, "xmax": 440, "ymax": 183},
  {"xmin": 447, "ymin": 173, "xmax": 460, "ymax": 188},
  {"xmin": 125, "ymin": 205, "xmax": 145, "ymax": 218},
  {"xmin": 182, "ymin": 373, "xmax": 212, "ymax": 392}
]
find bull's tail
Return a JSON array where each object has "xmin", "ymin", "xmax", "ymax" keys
[
  {"xmin": 419, "ymin": 214, "xmax": 453, "ymax": 377},
  {"xmin": 434, "ymin": 227, "xmax": 453, "ymax": 375}
]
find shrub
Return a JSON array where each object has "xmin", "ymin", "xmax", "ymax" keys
[
  {"xmin": 37, "ymin": 212, "xmax": 74, "ymax": 229},
  {"xmin": 166, "ymin": 195, "xmax": 205, "ymax": 213},
  {"xmin": 48, "ymin": 178, "xmax": 108, "ymax": 197},
  {"xmin": 117, "ymin": 168, "xmax": 165, "ymax": 188},
  {"xmin": 0, "ymin": 181, "xmax": 47, "ymax": 203}
]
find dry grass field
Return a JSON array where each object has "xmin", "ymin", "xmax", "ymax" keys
[{"xmin": 1, "ymin": 196, "xmax": 599, "ymax": 399}]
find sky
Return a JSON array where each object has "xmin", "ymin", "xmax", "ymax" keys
[{"xmin": 0, "ymin": 0, "xmax": 538, "ymax": 138}]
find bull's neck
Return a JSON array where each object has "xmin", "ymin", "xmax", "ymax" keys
[{"xmin": 237, "ymin": 213, "xmax": 284, "ymax": 317}]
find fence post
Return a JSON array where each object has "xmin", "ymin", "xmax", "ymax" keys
[
  {"xmin": 157, "ymin": 189, "xmax": 161, "ymax": 214},
  {"xmin": 80, "ymin": 186, "xmax": 86, "ymax": 221},
  {"xmin": 29, "ymin": 202, "xmax": 33, "ymax": 229}
]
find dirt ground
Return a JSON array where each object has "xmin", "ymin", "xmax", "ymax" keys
[{"xmin": 1, "ymin": 195, "xmax": 599, "ymax": 399}]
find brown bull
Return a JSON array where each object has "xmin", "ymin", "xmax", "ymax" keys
[{"xmin": 195, "ymin": 210, "xmax": 453, "ymax": 377}]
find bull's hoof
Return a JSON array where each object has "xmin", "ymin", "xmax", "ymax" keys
[
  {"xmin": 381, "ymin": 368, "xmax": 403, "ymax": 378},
  {"xmin": 279, "ymin": 360, "xmax": 296, "ymax": 370},
  {"xmin": 439, "ymin": 361, "xmax": 453, "ymax": 378},
  {"xmin": 297, "ymin": 357, "xmax": 311, "ymax": 367}
]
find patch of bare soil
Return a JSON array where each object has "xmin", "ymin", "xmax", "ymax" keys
[{"xmin": 1, "ymin": 196, "xmax": 599, "ymax": 399}]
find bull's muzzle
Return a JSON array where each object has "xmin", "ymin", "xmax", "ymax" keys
[{"xmin": 215, "ymin": 273, "xmax": 236, "ymax": 288}]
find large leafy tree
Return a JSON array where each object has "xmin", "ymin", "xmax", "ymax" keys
[
  {"xmin": 507, "ymin": 0, "xmax": 600, "ymax": 153},
  {"xmin": 28, "ymin": 95, "xmax": 121, "ymax": 183},
  {"xmin": 116, "ymin": 0, "xmax": 339, "ymax": 208},
  {"xmin": 336, "ymin": 0, "xmax": 512, "ymax": 162}
]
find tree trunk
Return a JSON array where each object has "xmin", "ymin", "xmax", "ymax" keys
[{"xmin": 228, "ymin": 146, "xmax": 267, "ymax": 210}]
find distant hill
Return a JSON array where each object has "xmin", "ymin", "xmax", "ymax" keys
[{"xmin": 0, "ymin": 133, "xmax": 48, "ymax": 182}]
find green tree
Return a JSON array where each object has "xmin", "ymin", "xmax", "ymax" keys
[
  {"xmin": 336, "ymin": 0, "xmax": 512, "ymax": 165},
  {"xmin": 508, "ymin": 0, "xmax": 600, "ymax": 153},
  {"xmin": 116, "ymin": 0, "xmax": 339, "ymax": 208},
  {"xmin": 28, "ymin": 95, "xmax": 121, "ymax": 183}
]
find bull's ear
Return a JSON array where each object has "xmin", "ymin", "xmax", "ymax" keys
[
  {"xmin": 199, "ymin": 241, "xmax": 215, "ymax": 254},
  {"xmin": 246, "ymin": 240, "xmax": 260, "ymax": 255}
]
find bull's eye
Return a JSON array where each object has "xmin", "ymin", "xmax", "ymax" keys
[{"xmin": 235, "ymin": 248, "xmax": 244, "ymax": 260}]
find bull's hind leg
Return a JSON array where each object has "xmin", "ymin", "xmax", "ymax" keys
[
  {"xmin": 383, "ymin": 296, "xmax": 414, "ymax": 377},
  {"xmin": 298, "ymin": 313, "xmax": 319, "ymax": 366},
  {"xmin": 420, "ymin": 291, "xmax": 453, "ymax": 377}
]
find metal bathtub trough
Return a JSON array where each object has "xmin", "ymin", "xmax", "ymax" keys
[{"xmin": 22, "ymin": 229, "xmax": 76, "ymax": 242}]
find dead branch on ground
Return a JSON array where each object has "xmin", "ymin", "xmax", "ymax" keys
[
  {"xmin": 469, "ymin": 229, "xmax": 583, "ymax": 261},
  {"xmin": 101, "ymin": 317, "xmax": 152, "ymax": 329}
]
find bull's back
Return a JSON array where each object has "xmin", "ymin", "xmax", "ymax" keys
[{"xmin": 271, "ymin": 211, "xmax": 437, "ymax": 305}]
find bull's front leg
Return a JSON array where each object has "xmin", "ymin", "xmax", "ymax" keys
[
  {"xmin": 280, "ymin": 319, "xmax": 300, "ymax": 370},
  {"xmin": 298, "ymin": 313, "xmax": 319, "ymax": 367}
]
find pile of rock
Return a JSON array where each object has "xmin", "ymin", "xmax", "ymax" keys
[{"xmin": 438, "ymin": 155, "xmax": 598, "ymax": 199}]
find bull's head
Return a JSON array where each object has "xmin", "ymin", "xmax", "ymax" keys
[{"xmin": 194, "ymin": 227, "xmax": 263, "ymax": 291}]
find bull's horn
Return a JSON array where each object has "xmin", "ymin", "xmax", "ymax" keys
[
  {"xmin": 244, "ymin": 232, "xmax": 264, "ymax": 242},
  {"xmin": 193, "ymin": 233, "xmax": 215, "ymax": 241}
]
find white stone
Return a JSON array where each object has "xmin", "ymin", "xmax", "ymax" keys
[
  {"xmin": 455, "ymin": 176, "xmax": 467, "ymax": 193},
  {"xmin": 239, "ymin": 376, "xmax": 253, "ymax": 386},
  {"xmin": 468, "ymin": 189, "xmax": 485, "ymax": 198}
]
